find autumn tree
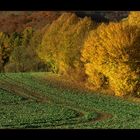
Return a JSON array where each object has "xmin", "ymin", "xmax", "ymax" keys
[
  {"xmin": 38, "ymin": 12, "xmax": 95, "ymax": 81},
  {"xmin": 0, "ymin": 11, "xmax": 61, "ymax": 34},
  {"xmin": 4, "ymin": 27, "xmax": 34, "ymax": 72},
  {"xmin": 0, "ymin": 32, "xmax": 14, "ymax": 72},
  {"xmin": 127, "ymin": 11, "xmax": 140, "ymax": 26},
  {"xmin": 4, "ymin": 27, "xmax": 48, "ymax": 72},
  {"xmin": 81, "ymin": 22, "xmax": 140, "ymax": 96}
]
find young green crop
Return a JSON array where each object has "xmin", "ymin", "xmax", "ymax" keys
[
  {"xmin": 0, "ymin": 72, "xmax": 140, "ymax": 128},
  {"xmin": 0, "ymin": 73, "xmax": 99, "ymax": 128}
]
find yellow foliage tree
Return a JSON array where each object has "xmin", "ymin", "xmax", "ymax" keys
[
  {"xmin": 38, "ymin": 12, "xmax": 96, "ymax": 81},
  {"xmin": 128, "ymin": 11, "xmax": 140, "ymax": 26},
  {"xmin": 81, "ymin": 22, "xmax": 140, "ymax": 96}
]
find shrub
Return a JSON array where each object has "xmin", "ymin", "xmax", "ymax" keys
[{"xmin": 81, "ymin": 22, "xmax": 140, "ymax": 96}]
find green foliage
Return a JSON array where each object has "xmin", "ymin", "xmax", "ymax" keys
[
  {"xmin": 22, "ymin": 27, "xmax": 34, "ymax": 47},
  {"xmin": 0, "ymin": 32, "xmax": 13, "ymax": 71},
  {"xmin": 4, "ymin": 27, "xmax": 48, "ymax": 72}
]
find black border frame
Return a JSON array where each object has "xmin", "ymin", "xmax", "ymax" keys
[
  {"xmin": 0, "ymin": 0, "xmax": 140, "ymax": 10},
  {"xmin": 0, "ymin": 0, "xmax": 140, "ymax": 139},
  {"xmin": 0, "ymin": 129, "xmax": 140, "ymax": 138}
]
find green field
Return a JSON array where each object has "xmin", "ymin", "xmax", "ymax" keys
[{"xmin": 0, "ymin": 72, "xmax": 140, "ymax": 129}]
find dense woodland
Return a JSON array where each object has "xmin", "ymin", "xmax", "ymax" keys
[{"xmin": 0, "ymin": 11, "xmax": 140, "ymax": 97}]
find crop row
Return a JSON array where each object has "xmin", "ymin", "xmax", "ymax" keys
[
  {"xmin": 0, "ymin": 73, "xmax": 140, "ymax": 128},
  {"xmin": 0, "ymin": 73, "xmax": 99, "ymax": 128}
]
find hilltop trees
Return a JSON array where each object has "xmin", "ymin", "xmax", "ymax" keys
[{"xmin": 0, "ymin": 11, "xmax": 61, "ymax": 34}]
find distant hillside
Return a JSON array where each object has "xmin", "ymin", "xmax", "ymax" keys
[
  {"xmin": 0, "ymin": 11, "xmax": 130, "ymax": 33},
  {"xmin": 0, "ymin": 11, "xmax": 61, "ymax": 33}
]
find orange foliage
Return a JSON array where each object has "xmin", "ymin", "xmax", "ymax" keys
[
  {"xmin": 81, "ymin": 21, "xmax": 140, "ymax": 96},
  {"xmin": 0, "ymin": 11, "xmax": 61, "ymax": 34}
]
